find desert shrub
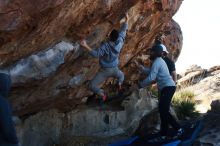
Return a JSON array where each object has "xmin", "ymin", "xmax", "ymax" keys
[{"xmin": 172, "ymin": 90, "xmax": 199, "ymax": 120}]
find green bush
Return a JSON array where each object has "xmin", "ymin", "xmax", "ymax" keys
[{"xmin": 172, "ymin": 90, "xmax": 199, "ymax": 120}]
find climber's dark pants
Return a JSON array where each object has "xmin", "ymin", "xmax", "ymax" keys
[
  {"xmin": 0, "ymin": 73, "xmax": 19, "ymax": 146},
  {"xmin": 159, "ymin": 86, "xmax": 180, "ymax": 136},
  {"xmin": 0, "ymin": 96, "xmax": 19, "ymax": 146}
]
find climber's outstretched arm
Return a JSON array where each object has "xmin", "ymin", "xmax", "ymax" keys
[{"xmin": 80, "ymin": 40, "xmax": 92, "ymax": 52}]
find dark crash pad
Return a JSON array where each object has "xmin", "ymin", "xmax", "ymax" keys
[
  {"xmin": 108, "ymin": 120, "xmax": 203, "ymax": 146},
  {"xmin": 85, "ymin": 90, "xmax": 131, "ymax": 111}
]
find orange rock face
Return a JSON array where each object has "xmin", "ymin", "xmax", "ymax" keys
[{"xmin": 0, "ymin": 0, "xmax": 183, "ymax": 116}]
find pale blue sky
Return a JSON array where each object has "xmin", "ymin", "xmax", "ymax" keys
[{"xmin": 173, "ymin": 0, "xmax": 220, "ymax": 73}]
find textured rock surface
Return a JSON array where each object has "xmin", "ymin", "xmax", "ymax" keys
[
  {"xmin": 16, "ymin": 89, "xmax": 158, "ymax": 146},
  {"xmin": 178, "ymin": 65, "xmax": 208, "ymax": 86},
  {"xmin": 178, "ymin": 65, "xmax": 220, "ymax": 113},
  {"xmin": 0, "ymin": 1, "xmax": 183, "ymax": 116},
  {"xmin": 194, "ymin": 100, "xmax": 220, "ymax": 146}
]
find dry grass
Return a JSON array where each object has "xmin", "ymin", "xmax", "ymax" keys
[{"xmin": 172, "ymin": 90, "xmax": 200, "ymax": 120}]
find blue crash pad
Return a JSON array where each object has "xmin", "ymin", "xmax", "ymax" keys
[
  {"xmin": 108, "ymin": 120, "xmax": 203, "ymax": 146},
  {"xmin": 109, "ymin": 136, "xmax": 139, "ymax": 146}
]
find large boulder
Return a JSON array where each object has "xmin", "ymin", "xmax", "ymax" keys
[
  {"xmin": 178, "ymin": 65, "xmax": 220, "ymax": 113},
  {"xmin": 0, "ymin": 0, "xmax": 183, "ymax": 117},
  {"xmin": 15, "ymin": 88, "xmax": 158, "ymax": 146},
  {"xmin": 195, "ymin": 100, "xmax": 220, "ymax": 146}
]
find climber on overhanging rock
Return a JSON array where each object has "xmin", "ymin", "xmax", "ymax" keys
[
  {"xmin": 0, "ymin": 73, "xmax": 19, "ymax": 146},
  {"xmin": 80, "ymin": 12, "xmax": 129, "ymax": 102},
  {"xmin": 136, "ymin": 45, "xmax": 184, "ymax": 142}
]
